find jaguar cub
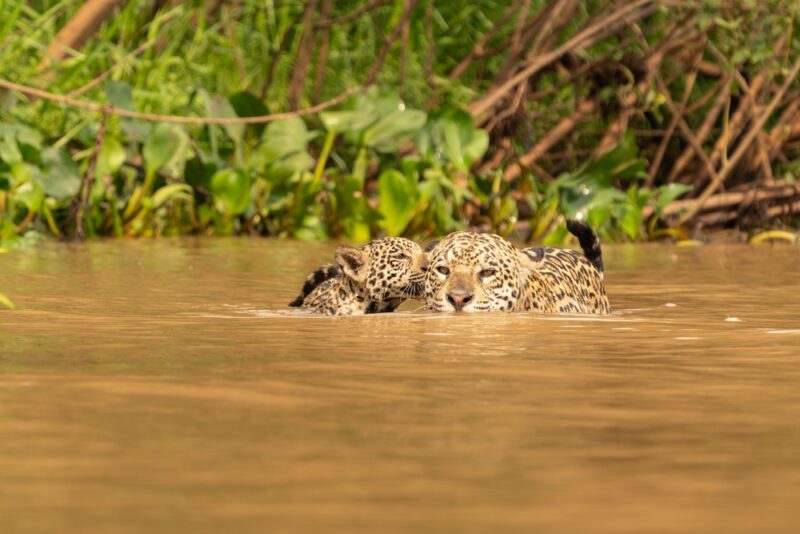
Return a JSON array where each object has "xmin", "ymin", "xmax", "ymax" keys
[{"xmin": 289, "ymin": 237, "xmax": 428, "ymax": 316}]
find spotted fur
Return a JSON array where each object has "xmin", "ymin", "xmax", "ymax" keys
[
  {"xmin": 289, "ymin": 237, "xmax": 428, "ymax": 316},
  {"xmin": 424, "ymin": 221, "xmax": 610, "ymax": 314}
]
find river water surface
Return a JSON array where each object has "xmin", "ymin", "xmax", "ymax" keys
[{"xmin": 1, "ymin": 239, "xmax": 799, "ymax": 533}]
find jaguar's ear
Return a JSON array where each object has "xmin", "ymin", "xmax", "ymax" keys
[{"xmin": 335, "ymin": 245, "xmax": 369, "ymax": 284}]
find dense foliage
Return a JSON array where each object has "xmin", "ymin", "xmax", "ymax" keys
[{"xmin": 1, "ymin": 0, "xmax": 799, "ymax": 249}]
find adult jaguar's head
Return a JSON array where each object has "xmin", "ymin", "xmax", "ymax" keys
[
  {"xmin": 424, "ymin": 232, "xmax": 528, "ymax": 313},
  {"xmin": 335, "ymin": 237, "xmax": 428, "ymax": 310}
]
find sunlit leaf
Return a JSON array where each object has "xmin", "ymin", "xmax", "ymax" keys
[
  {"xmin": 207, "ymin": 95, "xmax": 244, "ymax": 144},
  {"xmin": 210, "ymin": 168, "xmax": 251, "ymax": 215},
  {"xmin": 229, "ymin": 91, "xmax": 270, "ymax": 138},
  {"xmin": 143, "ymin": 123, "xmax": 188, "ymax": 177},
  {"xmin": 363, "ymin": 109, "xmax": 427, "ymax": 153},
  {"xmin": 95, "ymin": 136, "xmax": 126, "ymax": 178},
  {"xmin": 105, "ymin": 81, "xmax": 150, "ymax": 141},
  {"xmin": 655, "ymin": 183, "xmax": 692, "ymax": 213},
  {"xmin": 417, "ymin": 107, "xmax": 488, "ymax": 168},
  {"xmin": 151, "ymin": 184, "xmax": 193, "ymax": 210},
  {"xmin": 378, "ymin": 169, "xmax": 416, "ymax": 236},
  {"xmin": 39, "ymin": 147, "xmax": 80, "ymax": 200},
  {"xmin": 257, "ymin": 118, "xmax": 315, "ymax": 180},
  {"xmin": 14, "ymin": 179, "xmax": 44, "ymax": 213}
]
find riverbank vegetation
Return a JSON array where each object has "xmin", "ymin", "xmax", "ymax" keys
[{"xmin": 1, "ymin": 0, "xmax": 799, "ymax": 247}]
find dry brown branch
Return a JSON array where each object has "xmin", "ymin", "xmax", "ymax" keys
[
  {"xmin": 74, "ymin": 109, "xmax": 109, "ymax": 240},
  {"xmin": 315, "ymin": 0, "xmax": 389, "ymax": 28},
  {"xmin": 469, "ymin": 0, "xmax": 658, "ymax": 119},
  {"xmin": 680, "ymin": 57, "xmax": 800, "ymax": 224},
  {"xmin": 40, "ymin": 0, "xmax": 119, "ymax": 69},
  {"xmin": 647, "ymin": 180, "xmax": 800, "ymax": 218},
  {"xmin": 313, "ymin": 0, "xmax": 334, "ymax": 103},
  {"xmin": 288, "ymin": 0, "xmax": 319, "ymax": 110},
  {"xmin": 448, "ymin": 2, "xmax": 522, "ymax": 80},
  {"xmin": 424, "ymin": 2, "xmax": 435, "ymax": 93},
  {"xmin": 0, "ymin": 78, "xmax": 359, "ymax": 124},
  {"xmin": 262, "ymin": 9, "xmax": 303, "ymax": 100},
  {"xmin": 504, "ymin": 99, "xmax": 597, "ymax": 180},
  {"xmin": 364, "ymin": 0, "xmax": 419, "ymax": 86},
  {"xmin": 663, "ymin": 73, "xmax": 732, "ymax": 184},
  {"xmin": 399, "ymin": 0, "xmax": 412, "ymax": 86},
  {"xmin": 655, "ymin": 74, "xmax": 722, "ymax": 187},
  {"xmin": 646, "ymin": 69, "xmax": 697, "ymax": 185}
]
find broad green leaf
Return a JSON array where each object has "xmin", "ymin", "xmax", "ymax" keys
[
  {"xmin": 39, "ymin": 147, "xmax": 80, "ymax": 200},
  {"xmin": 621, "ymin": 206, "xmax": 642, "ymax": 239},
  {"xmin": 207, "ymin": 95, "xmax": 244, "ymax": 144},
  {"xmin": 105, "ymin": 81, "xmax": 150, "ymax": 141},
  {"xmin": 320, "ymin": 89, "xmax": 397, "ymax": 135},
  {"xmin": 210, "ymin": 168, "xmax": 251, "ymax": 215},
  {"xmin": 257, "ymin": 118, "xmax": 315, "ymax": 180},
  {"xmin": 0, "ymin": 133, "xmax": 22, "ymax": 164},
  {"xmin": 10, "ymin": 161, "xmax": 35, "ymax": 185},
  {"xmin": 655, "ymin": 183, "xmax": 692, "ymax": 213},
  {"xmin": 143, "ymin": 123, "xmax": 188, "ymax": 177},
  {"xmin": 14, "ymin": 179, "xmax": 44, "ymax": 213},
  {"xmin": 95, "ymin": 136, "xmax": 126, "ymax": 178},
  {"xmin": 229, "ymin": 91, "xmax": 270, "ymax": 138},
  {"xmin": 417, "ymin": 107, "xmax": 488, "ymax": 167},
  {"xmin": 378, "ymin": 169, "xmax": 416, "ymax": 236},
  {"xmin": 363, "ymin": 109, "xmax": 427, "ymax": 153},
  {"xmin": 151, "ymin": 184, "xmax": 193, "ymax": 210}
]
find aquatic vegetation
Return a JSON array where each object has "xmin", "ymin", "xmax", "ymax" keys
[{"xmin": 1, "ymin": 0, "xmax": 799, "ymax": 246}]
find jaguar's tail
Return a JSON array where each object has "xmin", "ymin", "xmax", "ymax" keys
[
  {"xmin": 288, "ymin": 263, "xmax": 341, "ymax": 307},
  {"xmin": 566, "ymin": 219, "xmax": 604, "ymax": 274}
]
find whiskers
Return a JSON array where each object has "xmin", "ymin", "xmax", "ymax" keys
[{"xmin": 401, "ymin": 280, "xmax": 425, "ymax": 298}]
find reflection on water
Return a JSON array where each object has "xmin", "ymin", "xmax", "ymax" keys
[{"xmin": 1, "ymin": 239, "xmax": 799, "ymax": 533}]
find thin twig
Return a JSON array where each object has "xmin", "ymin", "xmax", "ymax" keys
[
  {"xmin": 680, "ymin": 57, "xmax": 800, "ymax": 223},
  {"xmin": 364, "ymin": 0, "xmax": 419, "ymax": 86},
  {"xmin": 646, "ymin": 68, "xmax": 697, "ymax": 185},
  {"xmin": 315, "ymin": 0, "xmax": 388, "ymax": 28},
  {"xmin": 0, "ymin": 78, "xmax": 359, "ymax": 124},
  {"xmin": 469, "ymin": 0, "xmax": 657, "ymax": 119},
  {"xmin": 74, "ymin": 108, "xmax": 109, "ymax": 240}
]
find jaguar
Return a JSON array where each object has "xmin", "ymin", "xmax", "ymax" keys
[
  {"xmin": 424, "ymin": 220, "xmax": 610, "ymax": 314},
  {"xmin": 289, "ymin": 237, "xmax": 428, "ymax": 316}
]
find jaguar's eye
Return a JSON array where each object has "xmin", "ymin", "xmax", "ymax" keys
[
  {"xmin": 436, "ymin": 265, "xmax": 450, "ymax": 276},
  {"xmin": 393, "ymin": 253, "xmax": 411, "ymax": 261},
  {"xmin": 479, "ymin": 268, "xmax": 496, "ymax": 279}
]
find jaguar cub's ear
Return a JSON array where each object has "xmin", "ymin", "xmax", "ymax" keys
[{"xmin": 335, "ymin": 245, "xmax": 369, "ymax": 284}]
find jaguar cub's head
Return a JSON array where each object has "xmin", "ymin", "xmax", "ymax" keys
[
  {"xmin": 335, "ymin": 237, "xmax": 428, "ymax": 310},
  {"xmin": 425, "ymin": 232, "xmax": 529, "ymax": 313}
]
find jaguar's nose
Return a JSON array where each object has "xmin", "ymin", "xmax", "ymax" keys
[{"xmin": 446, "ymin": 290, "xmax": 474, "ymax": 311}]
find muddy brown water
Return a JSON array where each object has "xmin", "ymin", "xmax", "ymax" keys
[{"xmin": 1, "ymin": 238, "xmax": 799, "ymax": 533}]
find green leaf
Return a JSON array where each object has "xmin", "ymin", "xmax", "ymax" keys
[
  {"xmin": 95, "ymin": 136, "xmax": 126, "ymax": 178},
  {"xmin": 39, "ymin": 147, "xmax": 80, "ymax": 200},
  {"xmin": 210, "ymin": 168, "xmax": 251, "ymax": 215},
  {"xmin": 105, "ymin": 81, "xmax": 150, "ymax": 141},
  {"xmin": 143, "ymin": 123, "xmax": 188, "ymax": 177},
  {"xmin": 378, "ymin": 169, "xmax": 416, "ymax": 236},
  {"xmin": 229, "ymin": 91, "xmax": 270, "ymax": 138},
  {"xmin": 417, "ymin": 107, "xmax": 488, "ymax": 168},
  {"xmin": 363, "ymin": 109, "xmax": 427, "ymax": 153},
  {"xmin": 207, "ymin": 95, "xmax": 244, "ymax": 144},
  {"xmin": 257, "ymin": 118, "xmax": 315, "ymax": 181},
  {"xmin": 655, "ymin": 183, "xmax": 692, "ymax": 213},
  {"xmin": 13, "ymin": 179, "xmax": 44, "ymax": 213},
  {"xmin": 151, "ymin": 183, "xmax": 193, "ymax": 210}
]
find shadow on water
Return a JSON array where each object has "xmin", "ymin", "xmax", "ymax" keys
[{"xmin": 1, "ymin": 238, "xmax": 799, "ymax": 533}]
